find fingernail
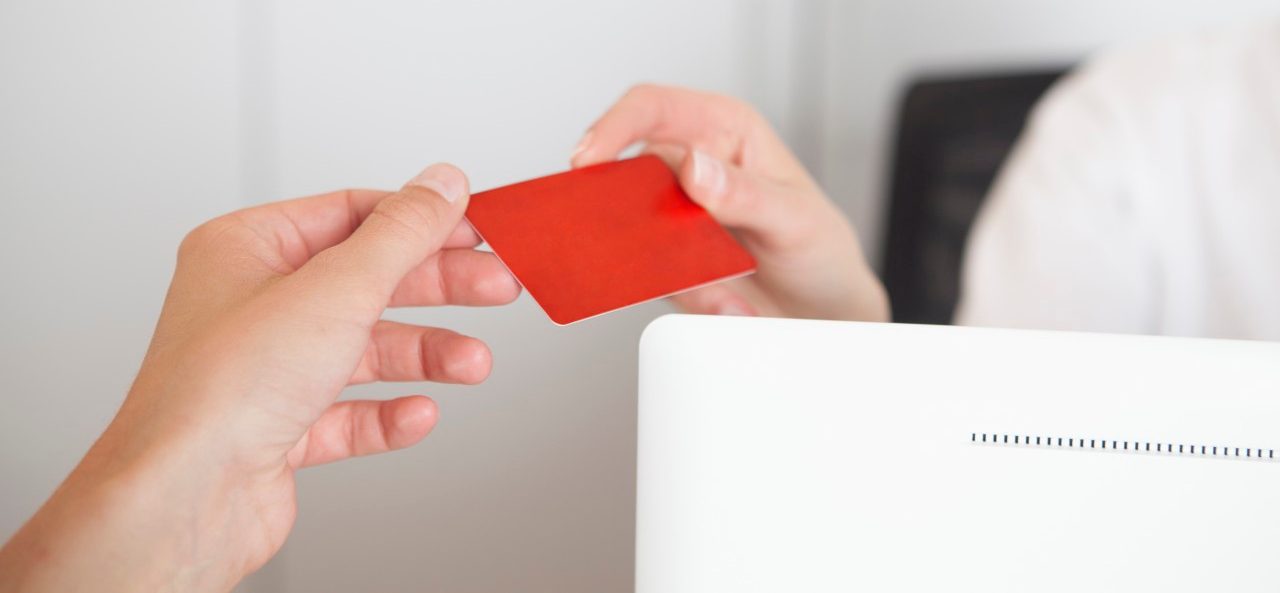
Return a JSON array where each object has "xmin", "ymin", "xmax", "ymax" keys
[
  {"xmin": 407, "ymin": 163, "xmax": 466, "ymax": 203},
  {"xmin": 570, "ymin": 130, "xmax": 593, "ymax": 164},
  {"xmin": 691, "ymin": 150, "xmax": 726, "ymax": 203}
]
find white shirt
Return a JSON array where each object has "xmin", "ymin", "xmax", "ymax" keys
[{"xmin": 957, "ymin": 22, "xmax": 1280, "ymax": 341}]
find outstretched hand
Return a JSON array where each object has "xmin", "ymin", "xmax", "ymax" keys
[{"xmin": 0, "ymin": 164, "xmax": 520, "ymax": 593}]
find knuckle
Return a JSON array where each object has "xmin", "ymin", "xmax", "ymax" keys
[
  {"xmin": 178, "ymin": 216, "xmax": 237, "ymax": 259},
  {"xmin": 730, "ymin": 97, "xmax": 764, "ymax": 128},
  {"xmin": 709, "ymin": 90, "xmax": 747, "ymax": 112},
  {"xmin": 718, "ymin": 95, "xmax": 763, "ymax": 133},
  {"xmin": 624, "ymin": 82, "xmax": 660, "ymax": 101},
  {"xmin": 368, "ymin": 191, "xmax": 444, "ymax": 242},
  {"xmin": 622, "ymin": 83, "xmax": 675, "ymax": 115}
]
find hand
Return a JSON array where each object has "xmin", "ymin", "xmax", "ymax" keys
[
  {"xmin": 572, "ymin": 84, "xmax": 888, "ymax": 322},
  {"xmin": 0, "ymin": 164, "xmax": 520, "ymax": 593}
]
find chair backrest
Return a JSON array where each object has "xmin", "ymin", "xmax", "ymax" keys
[{"xmin": 881, "ymin": 69, "xmax": 1068, "ymax": 324}]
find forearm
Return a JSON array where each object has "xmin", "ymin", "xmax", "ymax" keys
[{"xmin": 0, "ymin": 426, "xmax": 246, "ymax": 593}]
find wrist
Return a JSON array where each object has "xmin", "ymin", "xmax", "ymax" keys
[{"xmin": 839, "ymin": 262, "xmax": 891, "ymax": 323}]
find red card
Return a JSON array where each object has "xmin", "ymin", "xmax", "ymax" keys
[{"xmin": 465, "ymin": 155, "xmax": 756, "ymax": 325}]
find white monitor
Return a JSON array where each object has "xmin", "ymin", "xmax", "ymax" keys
[{"xmin": 636, "ymin": 315, "xmax": 1280, "ymax": 592}]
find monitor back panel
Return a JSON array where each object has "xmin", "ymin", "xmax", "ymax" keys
[{"xmin": 636, "ymin": 315, "xmax": 1280, "ymax": 592}]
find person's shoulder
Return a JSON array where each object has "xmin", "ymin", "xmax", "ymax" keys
[
  {"xmin": 1055, "ymin": 21, "xmax": 1279, "ymax": 110},
  {"xmin": 1018, "ymin": 19, "xmax": 1280, "ymax": 152}
]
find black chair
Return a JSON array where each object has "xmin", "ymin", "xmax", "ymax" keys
[{"xmin": 880, "ymin": 68, "xmax": 1069, "ymax": 324}]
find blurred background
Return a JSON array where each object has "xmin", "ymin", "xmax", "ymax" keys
[{"xmin": 1, "ymin": 1, "xmax": 1276, "ymax": 591}]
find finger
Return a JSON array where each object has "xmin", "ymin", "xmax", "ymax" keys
[
  {"xmin": 669, "ymin": 283, "xmax": 757, "ymax": 317},
  {"xmin": 677, "ymin": 149, "xmax": 812, "ymax": 248},
  {"xmin": 645, "ymin": 142, "xmax": 807, "ymax": 249},
  {"xmin": 444, "ymin": 221, "xmax": 483, "ymax": 249},
  {"xmin": 211, "ymin": 189, "xmax": 482, "ymax": 273},
  {"xmin": 294, "ymin": 163, "xmax": 471, "ymax": 312},
  {"xmin": 641, "ymin": 142, "xmax": 688, "ymax": 170},
  {"xmin": 261, "ymin": 189, "xmax": 484, "ymax": 255},
  {"xmin": 348, "ymin": 320, "xmax": 492, "ymax": 385},
  {"xmin": 287, "ymin": 396, "xmax": 438, "ymax": 469},
  {"xmin": 388, "ymin": 248, "xmax": 521, "ymax": 308},
  {"xmin": 646, "ymin": 142, "xmax": 810, "ymax": 251},
  {"xmin": 571, "ymin": 84, "xmax": 804, "ymax": 180},
  {"xmin": 571, "ymin": 84, "xmax": 751, "ymax": 166}
]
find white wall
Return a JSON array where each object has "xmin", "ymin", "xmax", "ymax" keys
[
  {"xmin": 3, "ymin": 2, "xmax": 1278, "ymax": 592},
  {"xmin": 0, "ymin": 0, "xmax": 241, "ymax": 568}
]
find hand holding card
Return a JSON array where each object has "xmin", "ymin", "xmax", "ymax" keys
[
  {"xmin": 570, "ymin": 85, "xmax": 889, "ymax": 323},
  {"xmin": 465, "ymin": 155, "xmax": 755, "ymax": 325}
]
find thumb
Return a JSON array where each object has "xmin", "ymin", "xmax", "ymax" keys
[
  {"xmin": 680, "ymin": 150, "xmax": 805, "ymax": 248},
  {"xmin": 298, "ymin": 163, "xmax": 470, "ymax": 309}
]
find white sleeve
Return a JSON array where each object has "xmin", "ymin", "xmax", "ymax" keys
[{"xmin": 954, "ymin": 66, "xmax": 1157, "ymax": 334}]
